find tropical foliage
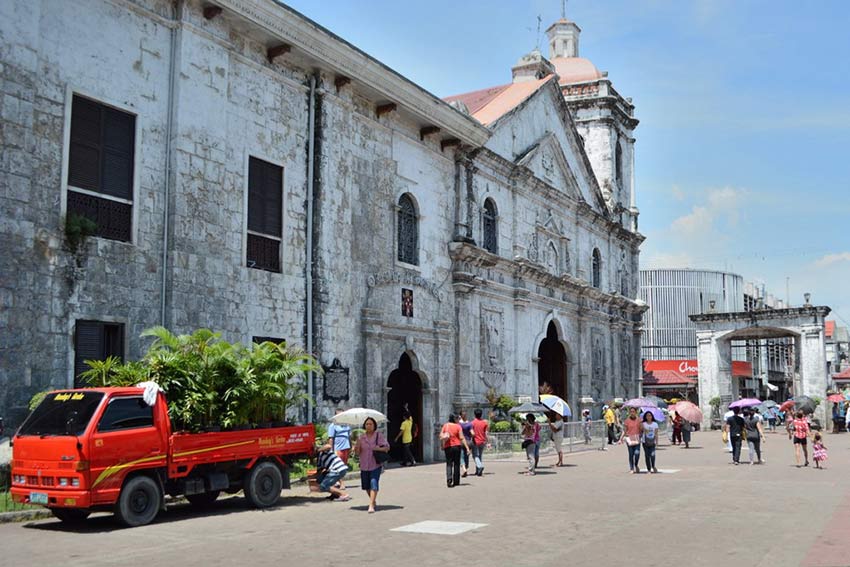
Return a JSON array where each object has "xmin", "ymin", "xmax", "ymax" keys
[{"xmin": 78, "ymin": 327, "xmax": 321, "ymax": 432}]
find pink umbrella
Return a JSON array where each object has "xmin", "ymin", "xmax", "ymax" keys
[
  {"xmin": 674, "ymin": 401, "xmax": 703, "ymax": 423},
  {"xmin": 729, "ymin": 398, "xmax": 762, "ymax": 409},
  {"xmin": 623, "ymin": 397, "xmax": 658, "ymax": 408}
]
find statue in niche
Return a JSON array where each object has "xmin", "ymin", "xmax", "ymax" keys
[
  {"xmin": 546, "ymin": 241, "xmax": 558, "ymax": 274},
  {"xmin": 541, "ymin": 150, "xmax": 555, "ymax": 180},
  {"xmin": 591, "ymin": 332, "xmax": 605, "ymax": 399},
  {"xmin": 481, "ymin": 308, "xmax": 504, "ymax": 369},
  {"xmin": 620, "ymin": 335, "xmax": 632, "ymax": 396},
  {"xmin": 618, "ymin": 248, "xmax": 629, "ymax": 296},
  {"xmin": 528, "ymin": 231, "xmax": 539, "ymax": 262}
]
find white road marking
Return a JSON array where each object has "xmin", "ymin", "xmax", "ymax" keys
[{"xmin": 391, "ymin": 520, "xmax": 488, "ymax": 535}]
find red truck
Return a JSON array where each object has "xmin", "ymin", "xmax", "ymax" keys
[{"xmin": 10, "ymin": 387, "xmax": 315, "ymax": 527}]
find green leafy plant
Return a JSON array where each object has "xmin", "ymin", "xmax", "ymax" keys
[
  {"xmin": 491, "ymin": 421, "xmax": 512, "ymax": 433},
  {"xmin": 28, "ymin": 391, "xmax": 50, "ymax": 411},
  {"xmin": 65, "ymin": 212, "xmax": 97, "ymax": 253},
  {"xmin": 708, "ymin": 396, "xmax": 721, "ymax": 409}
]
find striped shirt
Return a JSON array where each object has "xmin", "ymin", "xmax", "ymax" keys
[{"xmin": 317, "ymin": 449, "xmax": 349, "ymax": 475}]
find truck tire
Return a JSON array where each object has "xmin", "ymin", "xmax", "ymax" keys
[
  {"xmin": 115, "ymin": 475, "xmax": 161, "ymax": 527},
  {"xmin": 186, "ymin": 490, "xmax": 220, "ymax": 507},
  {"xmin": 51, "ymin": 508, "xmax": 90, "ymax": 524},
  {"xmin": 243, "ymin": 461, "xmax": 282, "ymax": 508}
]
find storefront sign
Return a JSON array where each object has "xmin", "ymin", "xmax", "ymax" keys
[{"xmin": 643, "ymin": 359, "xmax": 753, "ymax": 377}]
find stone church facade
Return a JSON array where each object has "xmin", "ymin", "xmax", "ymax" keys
[{"xmin": 0, "ymin": 0, "xmax": 645, "ymax": 461}]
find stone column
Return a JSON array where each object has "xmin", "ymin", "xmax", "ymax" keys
[
  {"xmin": 361, "ymin": 308, "xmax": 383, "ymax": 409},
  {"xmin": 697, "ymin": 330, "xmax": 733, "ymax": 428},
  {"xmin": 452, "ymin": 283, "xmax": 476, "ymax": 407},
  {"xmin": 800, "ymin": 325, "xmax": 828, "ymax": 424}
]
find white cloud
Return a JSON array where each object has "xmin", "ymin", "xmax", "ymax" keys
[
  {"xmin": 670, "ymin": 185, "xmax": 686, "ymax": 201},
  {"xmin": 669, "ymin": 186, "xmax": 746, "ymax": 237},
  {"xmin": 814, "ymin": 252, "xmax": 850, "ymax": 268}
]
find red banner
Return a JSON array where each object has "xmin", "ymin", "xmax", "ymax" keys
[{"xmin": 643, "ymin": 359, "xmax": 752, "ymax": 377}]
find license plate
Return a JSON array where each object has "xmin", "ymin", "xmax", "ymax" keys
[{"xmin": 29, "ymin": 492, "xmax": 48, "ymax": 505}]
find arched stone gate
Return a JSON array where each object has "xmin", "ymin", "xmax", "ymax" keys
[{"xmin": 690, "ymin": 306, "xmax": 831, "ymax": 427}]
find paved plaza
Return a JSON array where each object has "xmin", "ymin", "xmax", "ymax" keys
[{"xmin": 1, "ymin": 430, "xmax": 848, "ymax": 567}]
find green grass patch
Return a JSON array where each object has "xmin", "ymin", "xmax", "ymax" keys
[{"xmin": 0, "ymin": 491, "xmax": 36, "ymax": 513}]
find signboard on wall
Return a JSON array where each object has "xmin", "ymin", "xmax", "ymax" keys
[{"xmin": 643, "ymin": 359, "xmax": 753, "ymax": 377}]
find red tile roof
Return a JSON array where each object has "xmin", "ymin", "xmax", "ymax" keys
[
  {"xmin": 642, "ymin": 370, "xmax": 698, "ymax": 386},
  {"xmin": 444, "ymin": 76, "xmax": 553, "ymax": 126},
  {"xmin": 444, "ymin": 83, "xmax": 511, "ymax": 115},
  {"xmin": 825, "ymin": 320, "xmax": 835, "ymax": 338}
]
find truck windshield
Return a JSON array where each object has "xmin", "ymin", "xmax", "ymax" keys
[{"xmin": 18, "ymin": 391, "xmax": 104, "ymax": 437}]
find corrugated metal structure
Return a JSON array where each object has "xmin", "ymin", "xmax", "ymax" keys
[{"xmin": 640, "ymin": 269, "xmax": 744, "ymax": 361}]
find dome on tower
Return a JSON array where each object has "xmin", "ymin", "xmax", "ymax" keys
[{"xmin": 551, "ymin": 56, "xmax": 604, "ymax": 84}]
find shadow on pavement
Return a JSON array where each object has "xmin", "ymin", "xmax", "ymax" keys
[
  {"xmin": 349, "ymin": 505, "xmax": 404, "ymax": 512},
  {"xmin": 22, "ymin": 494, "xmax": 319, "ymax": 534}
]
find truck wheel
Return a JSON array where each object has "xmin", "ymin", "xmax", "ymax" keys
[
  {"xmin": 51, "ymin": 508, "xmax": 90, "ymax": 524},
  {"xmin": 115, "ymin": 475, "xmax": 161, "ymax": 527},
  {"xmin": 186, "ymin": 490, "xmax": 220, "ymax": 507},
  {"xmin": 243, "ymin": 461, "xmax": 282, "ymax": 508}
]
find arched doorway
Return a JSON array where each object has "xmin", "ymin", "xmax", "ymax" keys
[
  {"xmin": 538, "ymin": 321, "xmax": 567, "ymax": 399},
  {"xmin": 387, "ymin": 353, "xmax": 423, "ymax": 462}
]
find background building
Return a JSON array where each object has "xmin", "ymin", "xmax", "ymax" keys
[{"xmin": 639, "ymin": 269, "xmax": 795, "ymax": 401}]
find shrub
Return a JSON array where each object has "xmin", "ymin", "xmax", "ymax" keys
[{"xmin": 492, "ymin": 421, "xmax": 512, "ymax": 433}]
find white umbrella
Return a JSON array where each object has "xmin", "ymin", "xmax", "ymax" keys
[
  {"xmin": 331, "ymin": 407, "xmax": 388, "ymax": 427},
  {"xmin": 540, "ymin": 394, "xmax": 572, "ymax": 417}
]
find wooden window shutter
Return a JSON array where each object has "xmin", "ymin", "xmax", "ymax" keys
[
  {"xmin": 100, "ymin": 107, "xmax": 135, "ymax": 200},
  {"xmin": 74, "ymin": 321, "xmax": 103, "ymax": 386},
  {"xmin": 68, "ymin": 97, "xmax": 102, "ymax": 191},
  {"xmin": 248, "ymin": 157, "xmax": 282, "ymax": 237}
]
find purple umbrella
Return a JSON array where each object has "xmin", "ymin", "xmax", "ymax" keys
[
  {"xmin": 623, "ymin": 398, "xmax": 658, "ymax": 408},
  {"xmin": 640, "ymin": 406, "xmax": 665, "ymax": 422},
  {"xmin": 729, "ymin": 398, "xmax": 762, "ymax": 409}
]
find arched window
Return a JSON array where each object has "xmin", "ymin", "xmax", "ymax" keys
[
  {"xmin": 482, "ymin": 198, "xmax": 498, "ymax": 254},
  {"xmin": 615, "ymin": 139, "xmax": 623, "ymax": 188},
  {"xmin": 397, "ymin": 193, "xmax": 419, "ymax": 265},
  {"xmin": 592, "ymin": 248, "xmax": 601, "ymax": 288}
]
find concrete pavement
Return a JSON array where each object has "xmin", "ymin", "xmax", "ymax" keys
[{"xmin": 1, "ymin": 430, "xmax": 848, "ymax": 567}]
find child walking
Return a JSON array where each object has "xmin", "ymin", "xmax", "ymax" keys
[{"xmin": 812, "ymin": 433, "xmax": 828, "ymax": 469}]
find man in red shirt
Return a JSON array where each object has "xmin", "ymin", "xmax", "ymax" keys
[{"xmin": 470, "ymin": 409, "xmax": 490, "ymax": 477}]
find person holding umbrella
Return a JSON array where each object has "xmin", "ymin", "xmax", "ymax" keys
[
  {"xmin": 620, "ymin": 406, "xmax": 642, "ymax": 474},
  {"xmin": 521, "ymin": 413, "xmax": 540, "ymax": 475},
  {"xmin": 548, "ymin": 411, "xmax": 565, "ymax": 467},
  {"xmin": 742, "ymin": 408, "xmax": 766, "ymax": 464},
  {"xmin": 354, "ymin": 416, "xmax": 390, "ymax": 513}
]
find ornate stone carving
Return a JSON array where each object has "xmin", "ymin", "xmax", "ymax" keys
[
  {"xmin": 480, "ymin": 306, "xmax": 506, "ymax": 388},
  {"xmin": 366, "ymin": 270, "xmax": 445, "ymax": 301},
  {"xmin": 620, "ymin": 335, "xmax": 631, "ymax": 395}
]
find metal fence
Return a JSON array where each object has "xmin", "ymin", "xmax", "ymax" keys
[{"xmin": 486, "ymin": 419, "xmax": 671, "ymax": 460}]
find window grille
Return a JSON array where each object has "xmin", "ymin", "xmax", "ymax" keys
[
  {"xmin": 482, "ymin": 199, "xmax": 498, "ymax": 254},
  {"xmin": 397, "ymin": 194, "xmax": 418, "ymax": 265}
]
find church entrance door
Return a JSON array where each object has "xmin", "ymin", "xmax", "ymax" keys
[
  {"xmin": 538, "ymin": 321, "xmax": 567, "ymax": 399},
  {"xmin": 387, "ymin": 353, "xmax": 423, "ymax": 462}
]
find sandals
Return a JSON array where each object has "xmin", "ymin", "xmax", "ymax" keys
[{"xmin": 336, "ymin": 495, "xmax": 352, "ymax": 502}]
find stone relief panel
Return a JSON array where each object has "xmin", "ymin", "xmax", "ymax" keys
[
  {"xmin": 591, "ymin": 330, "xmax": 605, "ymax": 399},
  {"xmin": 545, "ymin": 241, "xmax": 558, "ymax": 274},
  {"xmin": 480, "ymin": 305, "xmax": 506, "ymax": 389},
  {"xmin": 620, "ymin": 335, "xmax": 631, "ymax": 395}
]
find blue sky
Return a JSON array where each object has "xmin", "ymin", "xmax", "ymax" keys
[{"xmin": 285, "ymin": 0, "xmax": 850, "ymax": 323}]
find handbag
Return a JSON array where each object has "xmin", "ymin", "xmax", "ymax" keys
[
  {"xmin": 372, "ymin": 434, "xmax": 390, "ymax": 463},
  {"xmin": 521, "ymin": 439, "xmax": 534, "ymax": 449}
]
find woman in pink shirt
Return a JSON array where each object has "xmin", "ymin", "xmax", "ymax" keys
[
  {"xmin": 354, "ymin": 417, "xmax": 389, "ymax": 513},
  {"xmin": 791, "ymin": 411, "xmax": 811, "ymax": 467},
  {"xmin": 620, "ymin": 407, "xmax": 643, "ymax": 474}
]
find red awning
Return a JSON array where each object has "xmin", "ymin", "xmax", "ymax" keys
[
  {"xmin": 642, "ymin": 370, "xmax": 698, "ymax": 386},
  {"xmin": 643, "ymin": 359, "xmax": 753, "ymax": 378},
  {"xmin": 833, "ymin": 367, "xmax": 850, "ymax": 381}
]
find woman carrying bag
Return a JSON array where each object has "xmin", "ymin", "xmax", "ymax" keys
[
  {"xmin": 354, "ymin": 417, "xmax": 390, "ymax": 513},
  {"xmin": 440, "ymin": 414, "xmax": 470, "ymax": 487}
]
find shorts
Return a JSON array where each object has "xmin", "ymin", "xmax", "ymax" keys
[
  {"xmin": 335, "ymin": 449, "xmax": 351, "ymax": 465},
  {"xmin": 319, "ymin": 469, "xmax": 347, "ymax": 492},
  {"xmin": 360, "ymin": 468, "xmax": 382, "ymax": 492},
  {"xmin": 793, "ymin": 437, "xmax": 807, "ymax": 445}
]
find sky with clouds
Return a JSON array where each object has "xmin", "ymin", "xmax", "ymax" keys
[{"xmin": 284, "ymin": 0, "xmax": 850, "ymax": 323}]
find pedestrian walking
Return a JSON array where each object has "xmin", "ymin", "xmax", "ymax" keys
[
  {"xmin": 641, "ymin": 411, "xmax": 659, "ymax": 473},
  {"xmin": 742, "ymin": 408, "xmax": 765, "ymax": 464},
  {"xmin": 440, "ymin": 414, "xmax": 470, "ymax": 487},
  {"xmin": 767, "ymin": 410, "xmax": 777, "ymax": 432},
  {"xmin": 724, "ymin": 407, "xmax": 745, "ymax": 465},
  {"xmin": 582, "ymin": 409, "xmax": 592, "ymax": 444},
  {"xmin": 604, "ymin": 405, "xmax": 617, "ymax": 445},
  {"xmin": 723, "ymin": 409, "xmax": 735, "ymax": 453},
  {"xmin": 521, "ymin": 413, "xmax": 539, "ymax": 475},
  {"xmin": 353, "ymin": 417, "xmax": 389, "ymax": 514},
  {"xmin": 791, "ymin": 411, "xmax": 811, "ymax": 467},
  {"xmin": 327, "ymin": 409, "xmax": 352, "ymax": 489},
  {"xmin": 620, "ymin": 406, "xmax": 642, "ymax": 474},
  {"xmin": 393, "ymin": 411, "xmax": 416, "ymax": 467},
  {"xmin": 785, "ymin": 411, "xmax": 795, "ymax": 440},
  {"xmin": 812, "ymin": 433, "xmax": 828, "ymax": 468},
  {"xmin": 681, "ymin": 418, "xmax": 692, "ymax": 449},
  {"xmin": 315, "ymin": 442, "xmax": 352, "ymax": 502},
  {"xmin": 459, "ymin": 410, "xmax": 474, "ymax": 477},
  {"xmin": 548, "ymin": 412, "xmax": 565, "ymax": 466},
  {"xmin": 470, "ymin": 408, "xmax": 490, "ymax": 476},
  {"xmin": 671, "ymin": 412, "xmax": 683, "ymax": 445}
]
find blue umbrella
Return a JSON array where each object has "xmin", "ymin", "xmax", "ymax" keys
[
  {"xmin": 640, "ymin": 406, "xmax": 665, "ymax": 423},
  {"xmin": 540, "ymin": 394, "xmax": 572, "ymax": 417}
]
